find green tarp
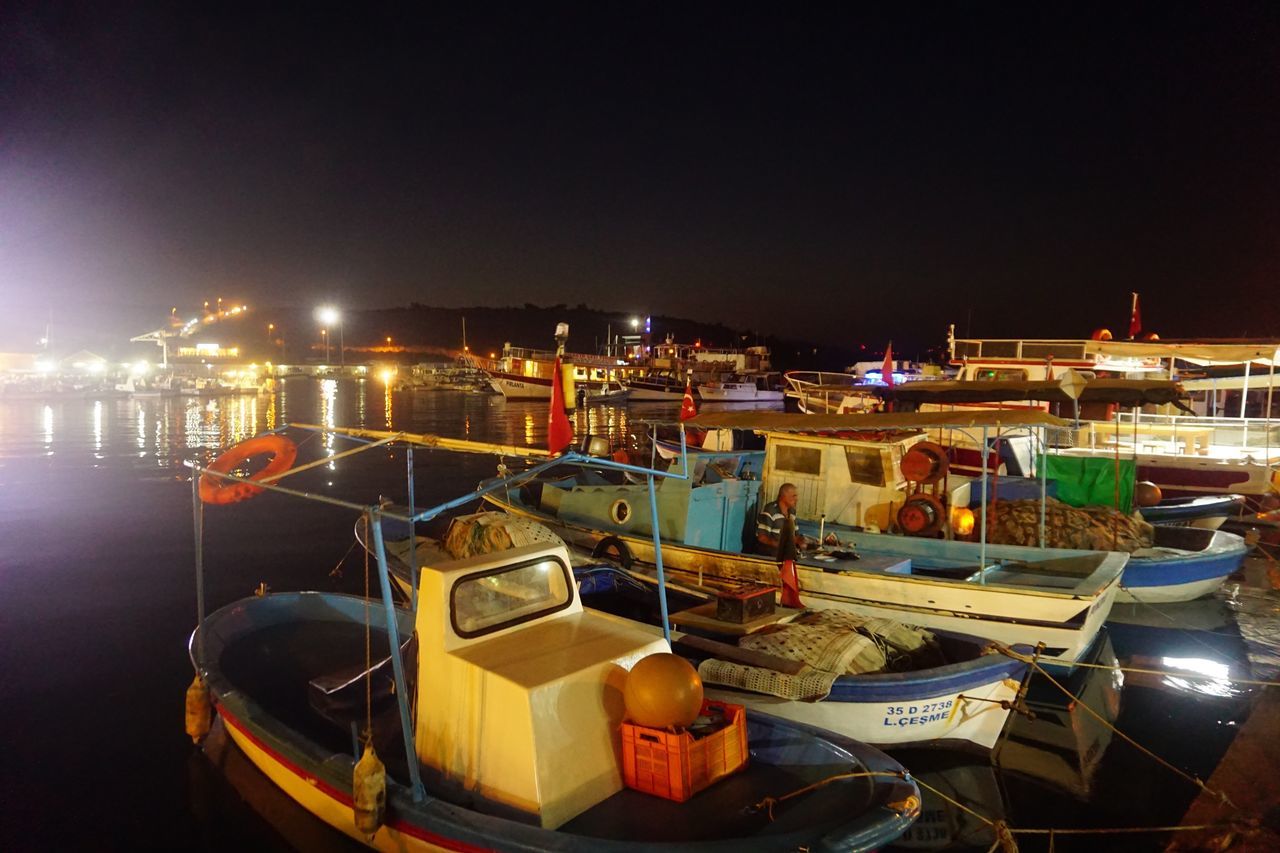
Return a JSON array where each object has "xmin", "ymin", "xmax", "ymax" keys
[{"xmin": 1040, "ymin": 454, "xmax": 1135, "ymax": 514}]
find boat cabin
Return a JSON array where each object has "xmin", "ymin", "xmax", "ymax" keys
[
  {"xmin": 759, "ymin": 430, "xmax": 969, "ymax": 531},
  {"xmin": 413, "ymin": 542, "xmax": 668, "ymax": 829},
  {"xmin": 540, "ymin": 457, "xmax": 762, "ymax": 551}
]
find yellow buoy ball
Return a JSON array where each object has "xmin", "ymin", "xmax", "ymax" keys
[
  {"xmin": 624, "ymin": 653, "xmax": 704, "ymax": 729},
  {"xmin": 1135, "ymin": 481, "xmax": 1163, "ymax": 508}
]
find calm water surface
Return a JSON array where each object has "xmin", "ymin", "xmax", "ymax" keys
[{"xmin": 0, "ymin": 378, "xmax": 1275, "ymax": 851}]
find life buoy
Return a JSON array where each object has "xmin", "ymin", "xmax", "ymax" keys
[
  {"xmin": 200, "ymin": 434, "xmax": 298, "ymax": 504},
  {"xmin": 592, "ymin": 535, "xmax": 634, "ymax": 570}
]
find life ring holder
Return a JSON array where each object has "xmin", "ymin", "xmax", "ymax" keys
[{"xmin": 200, "ymin": 434, "xmax": 298, "ymax": 504}]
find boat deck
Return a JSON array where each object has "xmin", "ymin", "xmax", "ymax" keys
[
  {"xmin": 210, "ymin": 608, "xmax": 910, "ymax": 846},
  {"xmin": 562, "ymin": 723, "xmax": 876, "ymax": 842}
]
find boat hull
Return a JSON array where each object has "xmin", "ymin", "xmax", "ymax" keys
[
  {"xmin": 486, "ymin": 371, "xmax": 553, "ymax": 399},
  {"xmin": 625, "ymin": 384, "xmax": 687, "ymax": 401},
  {"xmin": 1114, "ymin": 529, "xmax": 1247, "ymax": 603},
  {"xmin": 484, "ymin": 494, "xmax": 1124, "ymax": 670},
  {"xmin": 195, "ymin": 592, "xmax": 922, "ymax": 852},
  {"xmin": 698, "ymin": 388, "xmax": 785, "ymax": 402},
  {"xmin": 703, "ymin": 640, "xmax": 1026, "ymax": 751}
]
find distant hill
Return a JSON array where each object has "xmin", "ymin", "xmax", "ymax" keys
[
  {"xmin": 7, "ymin": 300, "xmax": 946, "ymax": 370},
  {"xmin": 235, "ymin": 302, "xmax": 914, "ymax": 371}
]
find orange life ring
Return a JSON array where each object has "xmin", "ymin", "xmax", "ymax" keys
[{"xmin": 200, "ymin": 434, "xmax": 298, "ymax": 504}]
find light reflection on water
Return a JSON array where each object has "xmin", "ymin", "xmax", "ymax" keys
[{"xmin": 0, "ymin": 378, "xmax": 650, "ymax": 479}]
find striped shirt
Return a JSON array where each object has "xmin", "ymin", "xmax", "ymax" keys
[{"xmin": 756, "ymin": 500, "xmax": 788, "ymax": 554}]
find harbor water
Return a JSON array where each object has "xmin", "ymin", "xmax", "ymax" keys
[{"xmin": 1, "ymin": 378, "xmax": 1276, "ymax": 851}]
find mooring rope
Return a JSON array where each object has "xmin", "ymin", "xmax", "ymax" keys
[{"xmin": 993, "ymin": 645, "xmax": 1237, "ymax": 807}]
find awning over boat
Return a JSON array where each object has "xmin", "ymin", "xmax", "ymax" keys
[
  {"xmin": 1180, "ymin": 373, "xmax": 1280, "ymax": 392},
  {"xmin": 1088, "ymin": 340, "xmax": 1280, "ymax": 366},
  {"xmin": 875, "ymin": 378, "xmax": 1191, "ymax": 408},
  {"xmin": 678, "ymin": 409, "xmax": 1072, "ymax": 432}
]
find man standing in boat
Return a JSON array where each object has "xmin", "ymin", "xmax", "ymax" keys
[{"xmin": 756, "ymin": 483, "xmax": 814, "ymax": 555}]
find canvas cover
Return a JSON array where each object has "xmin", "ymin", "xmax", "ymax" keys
[{"xmin": 1041, "ymin": 454, "xmax": 1135, "ymax": 513}]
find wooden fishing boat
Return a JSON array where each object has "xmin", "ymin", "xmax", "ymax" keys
[
  {"xmin": 625, "ymin": 369, "xmax": 691, "ymax": 401},
  {"xmin": 191, "ymin": 549, "xmax": 922, "ymax": 851},
  {"xmin": 481, "ymin": 411, "xmax": 1127, "ymax": 670},
  {"xmin": 187, "ymin": 427, "xmax": 922, "ymax": 851},
  {"xmin": 1138, "ymin": 494, "xmax": 1244, "ymax": 529},
  {"xmin": 678, "ymin": 410, "xmax": 1242, "ymax": 604},
  {"xmin": 361, "ymin": 518, "xmax": 1032, "ymax": 753}
]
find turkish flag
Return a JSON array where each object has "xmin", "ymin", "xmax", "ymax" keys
[
  {"xmin": 679, "ymin": 378, "xmax": 697, "ymax": 421},
  {"xmin": 882, "ymin": 341, "xmax": 895, "ymax": 388},
  {"xmin": 547, "ymin": 357, "xmax": 573, "ymax": 454}
]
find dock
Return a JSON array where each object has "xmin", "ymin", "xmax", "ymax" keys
[{"xmin": 1170, "ymin": 684, "xmax": 1280, "ymax": 850}]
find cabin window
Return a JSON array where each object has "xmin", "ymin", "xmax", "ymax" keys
[
  {"xmin": 844, "ymin": 446, "xmax": 887, "ymax": 486},
  {"xmin": 972, "ymin": 368, "xmax": 1028, "ymax": 382},
  {"xmin": 450, "ymin": 556, "xmax": 574, "ymax": 638},
  {"xmin": 774, "ymin": 444, "xmax": 822, "ymax": 476}
]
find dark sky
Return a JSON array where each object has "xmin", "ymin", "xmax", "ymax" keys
[{"xmin": 1, "ymin": 2, "xmax": 1277, "ymax": 349}]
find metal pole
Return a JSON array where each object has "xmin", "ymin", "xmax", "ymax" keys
[
  {"xmin": 979, "ymin": 426, "xmax": 988, "ymax": 583},
  {"xmin": 1039, "ymin": 426, "xmax": 1047, "ymax": 549},
  {"xmin": 339, "ymin": 320, "xmax": 345, "ymax": 368},
  {"xmin": 370, "ymin": 509, "xmax": 426, "ymax": 803},
  {"xmin": 1267, "ymin": 355, "xmax": 1275, "ymax": 467},
  {"xmin": 407, "ymin": 445, "xmax": 419, "ymax": 611},
  {"xmin": 647, "ymin": 472, "xmax": 673, "ymax": 646},
  {"xmin": 1242, "ymin": 360, "xmax": 1252, "ymax": 449},
  {"xmin": 191, "ymin": 470, "xmax": 205, "ymax": 659}
]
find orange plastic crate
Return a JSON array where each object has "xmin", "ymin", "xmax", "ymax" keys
[{"xmin": 620, "ymin": 700, "xmax": 749, "ymax": 802}]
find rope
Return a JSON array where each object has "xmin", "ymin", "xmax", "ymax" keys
[
  {"xmin": 993, "ymin": 645, "xmax": 1237, "ymax": 807},
  {"xmin": 328, "ymin": 533, "xmax": 361, "ymax": 579},
  {"xmin": 752, "ymin": 766, "xmax": 1249, "ymax": 846},
  {"xmin": 750, "ymin": 770, "xmax": 908, "ymax": 821},
  {"xmin": 998, "ymin": 650, "xmax": 1280, "ymax": 689}
]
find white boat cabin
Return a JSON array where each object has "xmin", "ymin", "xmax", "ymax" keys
[
  {"xmin": 759, "ymin": 430, "xmax": 971, "ymax": 533},
  {"xmin": 413, "ymin": 543, "xmax": 667, "ymax": 829}
]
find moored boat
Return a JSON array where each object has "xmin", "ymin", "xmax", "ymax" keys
[
  {"xmin": 483, "ymin": 411, "xmax": 1128, "ymax": 670},
  {"xmin": 361, "ymin": 516, "xmax": 1032, "ymax": 753},
  {"xmin": 698, "ymin": 373, "xmax": 785, "ymax": 403},
  {"xmin": 186, "ymin": 427, "xmax": 923, "ymax": 851}
]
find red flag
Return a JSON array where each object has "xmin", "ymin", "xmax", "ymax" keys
[
  {"xmin": 882, "ymin": 341, "xmax": 895, "ymax": 388},
  {"xmin": 547, "ymin": 357, "xmax": 573, "ymax": 454},
  {"xmin": 1128, "ymin": 292, "xmax": 1141, "ymax": 339},
  {"xmin": 679, "ymin": 378, "xmax": 697, "ymax": 421}
]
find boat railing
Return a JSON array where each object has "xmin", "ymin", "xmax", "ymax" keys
[{"xmin": 1112, "ymin": 411, "xmax": 1280, "ymax": 453}]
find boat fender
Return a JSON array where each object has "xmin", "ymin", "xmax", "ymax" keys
[
  {"xmin": 184, "ymin": 674, "xmax": 212, "ymax": 743},
  {"xmin": 352, "ymin": 741, "xmax": 386, "ymax": 837},
  {"xmin": 199, "ymin": 434, "xmax": 298, "ymax": 504},
  {"xmin": 609, "ymin": 499, "xmax": 633, "ymax": 526},
  {"xmin": 592, "ymin": 535, "xmax": 634, "ymax": 569}
]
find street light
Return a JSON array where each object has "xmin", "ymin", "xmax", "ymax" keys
[
  {"xmin": 316, "ymin": 306, "xmax": 344, "ymax": 367},
  {"xmin": 630, "ymin": 317, "xmax": 640, "ymax": 330}
]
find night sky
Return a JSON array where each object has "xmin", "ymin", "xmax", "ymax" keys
[{"xmin": 2, "ymin": 3, "xmax": 1277, "ymax": 350}]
